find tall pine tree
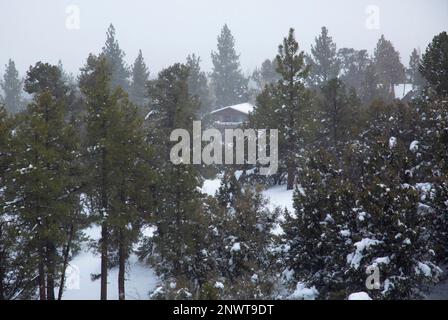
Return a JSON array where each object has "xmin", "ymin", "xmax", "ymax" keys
[
  {"xmin": 420, "ymin": 31, "xmax": 448, "ymax": 97},
  {"xmin": 102, "ymin": 24, "xmax": 130, "ymax": 91},
  {"xmin": 275, "ymin": 28, "xmax": 312, "ymax": 190},
  {"xmin": 1, "ymin": 59, "xmax": 24, "ymax": 114},
  {"xmin": 307, "ymin": 27, "xmax": 340, "ymax": 87},
  {"xmin": 211, "ymin": 24, "xmax": 248, "ymax": 107},
  {"xmin": 373, "ymin": 35, "xmax": 405, "ymax": 99},
  {"xmin": 407, "ymin": 49, "xmax": 425, "ymax": 91},
  {"xmin": 130, "ymin": 49, "xmax": 149, "ymax": 109},
  {"xmin": 186, "ymin": 54, "xmax": 212, "ymax": 116}
]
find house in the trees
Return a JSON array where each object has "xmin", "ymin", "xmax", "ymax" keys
[{"xmin": 205, "ymin": 102, "xmax": 254, "ymax": 130}]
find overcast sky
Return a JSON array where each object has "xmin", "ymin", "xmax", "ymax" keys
[{"xmin": 0, "ymin": 0, "xmax": 447, "ymax": 78}]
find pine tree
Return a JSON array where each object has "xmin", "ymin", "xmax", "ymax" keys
[
  {"xmin": 407, "ymin": 49, "xmax": 425, "ymax": 91},
  {"xmin": 1, "ymin": 59, "xmax": 24, "ymax": 114},
  {"xmin": 80, "ymin": 53, "xmax": 155, "ymax": 300},
  {"xmin": 186, "ymin": 54, "xmax": 212, "ymax": 116},
  {"xmin": 319, "ymin": 78, "xmax": 357, "ymax": 153},
  {"xmin": 350, "ymin": 103, "xmax": 441, "ymax": 299},
  {"xmin": 284, "ymin": 148, "xmax": 358, "ymax": 299},
  {"xmin": 102, "ymin": 24, "xmax": 130, "ymax": 91},
  {"xmin": 411, "ymin": 97, "xmax": 448, "ymax": 262},
  {"xmin": 130, "ymin": 49, "xmax": 149, "ymax": 109},
  {"xmin": 420, "ymin": 31, "xmax": 448, "ymax": 97},
  {"xmin": 108, "ymin": 98, "xmax": 155, "ymax": 300},
  {"xmin": 56, "ymin": 60, "xmax": 84, "ymax": 126},
  {"xmin": 4, "ymin": 80, "xmax": 83, "ymax": 300},
  {"xmin": 360, "ymin": 62, "xmax": 383, "ymax": 105},
  {"xmin": 24, "ymin": 62, "xmax": 69, "ymax": 100},
  {"xmin": 141, "ymin": 63, "xmax": 213, "ymax": 299},
  {"xmin": 274, "ymin": 28, "xmax": 311, "ymax": 190},
  {"xmin": 80, "ymin": 54, "xmax": 117, "ymax": 300},
  {"xmin": 338, "ymin": 48, "xmax": 371, "ymax": 94},
  {"xmin": 373, "ymin": 35, "xmax": 405, "ymax": 99},
  {"xmin": 249, "ymin": 84, "xmax": 286, "ymax": 185},
  {"xmin": 252, "ymin": 58, "xmax": 281, "ymax": 91},
  {"xmin": 211, "ymin": 174, "xmax": 278, "ymax": 299},
  {"xmin": 307, "ymin": 27, "xmax": 340, "ymax": 87},
  {"xmin": 251, "ymin": 29, "xmax": 317, "ymax": 190},
  {"xmin": 0, "ymin": 106, "xmax": 36, "ymax": 300},
  {"xmin": 211, "ymin": 24, "xmax": 248, "ymax": 107}
]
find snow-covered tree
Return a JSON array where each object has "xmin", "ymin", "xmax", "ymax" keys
[
  {"xmin": 130, "ymin": 49, "xmax": 149, "ymax": 109},
  {"xmin": 0, "ymin": 59, "xmax": 24, "ymax": 114},
  {"xmin": 420, "ymin": 31, "xmax": 448, "ymax": 97},
  {"xmin": 307, "ymin": 27, "xmax": 340, "ymax": 87},
  {"xmin": 102, "ymin": 24, "xmax": 130, "ymax": 91},
  {"xmin": 373, "ymin": 35, "xmax": 405, "ymax": 99},
  {"xmin": 211, "ymin": 24, "xmax": 248, "ymax": 107}
]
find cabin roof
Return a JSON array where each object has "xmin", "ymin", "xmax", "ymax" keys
[{"xmin": 210, "ymin": 102, "xmax": 254, "ymax": 115}]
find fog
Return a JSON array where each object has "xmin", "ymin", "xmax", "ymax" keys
[{"xmin": 0, "ymin": 0, "xmax": 447, "ymax": 77}]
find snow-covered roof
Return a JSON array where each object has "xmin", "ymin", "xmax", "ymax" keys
[{"xmin": 210, "ymin": 102, "xmax": 254, "ymax": 115}]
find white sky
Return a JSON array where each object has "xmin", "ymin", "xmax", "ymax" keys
[{"xmin": 0, "ymin": 0, "xmax": 447, "ymax": 78}]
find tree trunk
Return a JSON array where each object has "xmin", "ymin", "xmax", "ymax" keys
[
  {"xmin": 45, "ymin": 241, "xmax": 56, "ymax": 300},
  {"xmin": 58, "ymin": 224, "xmax": 74, "ymax": 300},
  {"xmin": 0, "ymin": 251, "xmax": 4, "ymax": 300},
  {"xmin": 287, "ymin": 165, "xmax": 295, "ymax": 190},
  {"xmin": 118, "ymin": 229, "xmax": 126, "ymax": 300},
  {"xmin": 38, "ymin": 244, "xmax": 46, "ymax": 300},
  {"xmin": 100, "ymin": 222, "xmax": 108, "ymax": 300}
]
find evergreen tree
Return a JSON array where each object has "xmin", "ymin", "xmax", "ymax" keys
[
  {"xmin": 338, "ymin": 48, "xmax": 371, "ymax": 94},
  {"xmin": 284, "ymin": 149, "xmax": 358, "ymax": 299},
  {"xmin": 80, "ymin": 54, "xmax": 154, "ymax": 300},
  {"xmin": 249, "ymin": 84, "xmax": 285, "ymax": 185},
  {"xmin": 0, "ymin": 59, "xmax": 24, "ymax": 114},
  {"xmin": 24, "ymin": 62, "xmax": 69, "ymax": 100},
  {"xmin": 360, "ymin": 62, "xmax": 384, "ymax": 105},
  {"xmin": 141, "ymin": 63, "xmax": 215, "ymax": 299},
  {"xmin": 407, "ymin": 49, "xmax": 426, "ymax": 91},
  {"xmin": 4, "ymin": 81, "xmax": 83, "ymax": 300},
  {"xmin": 211, "ymin": 173, "xmax": 278, "ymax": 299},
  {"xmin": 307, "ymin": 27, "xmax": 340, "ymax": 87},
  {"xmin": 350, "ymin": 102, "xmax": 441, "ymax": 299},
  {"xmin": 420, "ymin": 31, "xmax": 448, "ymax": 97},
  {"xmin": 252, "ymin": 58, "xmax": 281, "ymax": 91},
  {"xmin": 319, "ymin": 78, "xmax": 357, "ymax": 153},
  {"xmin": 186, "ymin": 54, "xmax": 212, "ymax": 116},
  {"xmin": 211, "ymin": 24, "xmax": 248, "ymax": 107},
  {"xmin": 102, "ymin": 24, "xmax": 130, "ymax": 91},
  {"xmin": 373, "ymin": 35, "xmax": 405, "ymax": 99},
  {"xmin": 108, "ymin": 98, "xmax": 154, "ymax": 300},
  {"xmin": 283, "ymin": 101, "xmax": 443, "ymax": 299},
  {"xmin": 130, "ymin": 49, "xmax": 149, "ymax": 109},
  {"xmin": 274, "ymin": 28, "xmax": 311, "ymax": 190},
  {"xmin": 56, "ymin": 60, "xmax": 84, "ymax": 126},
  {"xmin": 0, "ymin": 106, "xmax": 37, "ymax": 300}
]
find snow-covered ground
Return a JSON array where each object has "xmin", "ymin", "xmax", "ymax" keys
[
  {"xmin": 262, "ymin": 184, "xmax": 294, "ymax": 212},
  {"xmin": 60, "ymin": 226, "xmax": 158, "ymax": 300},
  {"xmin": 201, "ymin": 178, "xmax": 294, "ymax": 237},
  {"xmin": 201, "ymin": 178, "xmax": 221, "ymax": 197},
  {"xmin": 201, "ymin": 177, "xmax": 294, "ymax": 212}
]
